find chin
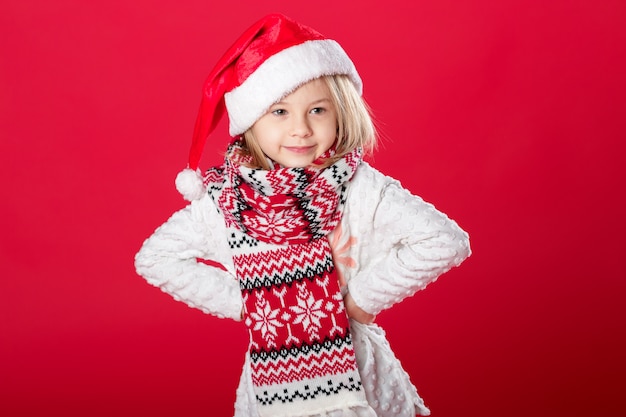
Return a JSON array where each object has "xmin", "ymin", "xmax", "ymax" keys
[{"xmin": 278, "ymin": 159, "xmax": 315, "ymax": 168}]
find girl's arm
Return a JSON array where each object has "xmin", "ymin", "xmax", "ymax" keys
[
  {"xmin": 134, "ymin": 198, "xmax": 243, "ymax": 320},
  {"xmin": 347, "ymin": 174, "xmax": 471, "ymax": 316}
]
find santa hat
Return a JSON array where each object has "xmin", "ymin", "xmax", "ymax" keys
[{"xmin": 175, "ymin": 13, "xmax": 363, "ymax": 201}]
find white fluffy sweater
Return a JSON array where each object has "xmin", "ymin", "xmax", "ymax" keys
[{"xmin": 135, "ymin": 162, "xmax": 470, "ymax": 416}]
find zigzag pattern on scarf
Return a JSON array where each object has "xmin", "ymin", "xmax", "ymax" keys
[
  {"xmin": 235, "ymin": 240, "xmax": 334, "ymax": 291},
  {"xmin": 250, "ymin": 333, "xmax": 353, "ymax": 362},
  {"xmin": 251, "ymin": 343, "xmax": 359, "ymax": 386},
  {"xmin": 262, "ymin": 168, "xmax": 310, "ymax": 195}
]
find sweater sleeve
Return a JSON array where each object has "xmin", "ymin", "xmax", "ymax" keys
[
  {"xmin": 347, "ymin": 172, "xmax": 471, "ymax": 316},
  {"xmin": 134, "ymin": 197, "xmax": 243, "ymax": 321}
]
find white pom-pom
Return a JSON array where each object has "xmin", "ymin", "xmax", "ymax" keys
[{"xmin": 175, "ymin": 168, "xmax": 205, "ymax": 201}]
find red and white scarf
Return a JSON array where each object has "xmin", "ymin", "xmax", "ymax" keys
[{"xmin": 205, "ymin": 142, "xmax": 368, "ymax": 416}]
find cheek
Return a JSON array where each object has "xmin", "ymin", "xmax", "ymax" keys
[
  {"xmin": 251, "ymin": 123, "xmax": 277, "ymax": 147},
  {"xmin": 323, "ymin": 120, "xmax": 339, "ymax": 140},
  {"xmin": 319, "ymin": 125, "xmax": 338, "ymax": 153},
  {"xmin": 255, "ymin": 136, "xmax": 276, "ymax": 155},
  {"xmin": 314, "ymin": 115, "xmax": 338, "ymax": 135}
]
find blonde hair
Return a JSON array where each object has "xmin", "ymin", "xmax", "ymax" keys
[{"xmin": 238, "ymin": 74, "xmax": 377, "ymax": 170}]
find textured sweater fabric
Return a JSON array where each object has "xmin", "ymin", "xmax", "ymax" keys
[{"xmin": 135, "ymin": 162, "xmax": 471, "ymax": 416}]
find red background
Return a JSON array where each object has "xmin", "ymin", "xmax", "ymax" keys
[{"xmin": 2, "ymin": 1, "xmax": 625, "ymax": 416}]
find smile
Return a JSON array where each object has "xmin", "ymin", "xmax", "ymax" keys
[{"xmin": 283, "ymin": 146, "xmax": 315, "ymax": 154}]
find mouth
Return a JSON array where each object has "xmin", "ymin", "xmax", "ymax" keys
[{"xmin": 283, "ymin": 145, "xmax": 315, "ymax": 154}]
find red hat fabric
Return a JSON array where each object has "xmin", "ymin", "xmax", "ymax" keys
[{"xmin": 175, "ymin": 13, "xmax": 362, "ymax": 201}]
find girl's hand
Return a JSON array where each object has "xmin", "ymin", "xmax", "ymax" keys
[{"xmin": 343, "ymin": 292, "xmax": 376, "ymax": 324}]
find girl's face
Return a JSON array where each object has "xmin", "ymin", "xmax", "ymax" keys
[{"xmin": 250, "ymin": 78, "xmax": 338, "ymax": 168}]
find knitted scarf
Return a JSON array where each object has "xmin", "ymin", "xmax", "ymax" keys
[{"xmin": 205, "ymin": 142, "xmax": 368, "ymax": 417}]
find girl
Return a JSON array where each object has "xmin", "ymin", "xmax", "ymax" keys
[{"xmin": 135, "ymin": 13, "xmax": 470, "ymax": 417}]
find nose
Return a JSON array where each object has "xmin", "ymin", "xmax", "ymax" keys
[{"xmin": 290, "ymin": 114, "xmax": 312, "ymax": 138}]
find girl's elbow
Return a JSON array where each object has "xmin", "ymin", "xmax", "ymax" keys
[{"xmin": 452, "ymin": 231, "xmax": 471, "ymax": 265}]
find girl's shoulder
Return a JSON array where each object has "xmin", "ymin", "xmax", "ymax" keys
[
  {"xmin": 346, "ymin": 162, "xmax": 432, "ymax": 224},
  {"xmin": 349, "ymin": 162, "xmax": 402, "ymax": 193},
  {"xmin": 344, "ymin": 162, "xmax": 403, "ymax": 218}
]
